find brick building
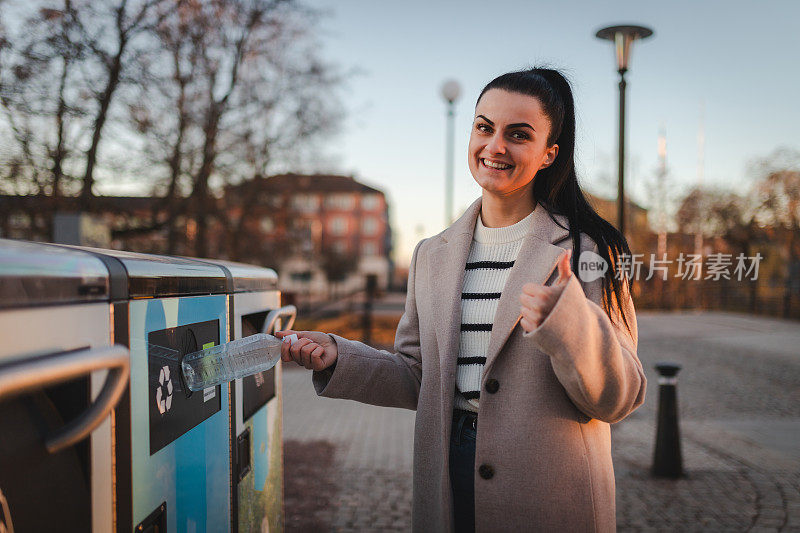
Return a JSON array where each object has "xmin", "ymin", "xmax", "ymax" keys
[
  {"xmin": 1, "ymin": 173, "xmax": 394, "ymax": 299},
  {"xmin": 225, "ymin": 173, "xmax": 394, "ymax": 298}
]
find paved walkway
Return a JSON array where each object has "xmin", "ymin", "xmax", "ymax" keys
[{"xmin": 283, "ymin": 311, "xmax": 800, "ymax": 532}]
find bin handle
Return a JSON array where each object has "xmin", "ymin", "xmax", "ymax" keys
[
  {"xmin": 262, "ymin": 305, "xmax": 297, "ymax": 335},
  {"xmin": 0, "ymin": 345, "xmax": 130, "ymax": 454}
]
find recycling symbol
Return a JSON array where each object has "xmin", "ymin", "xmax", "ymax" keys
[{"xmin": 156, "ymin": 365, "xmax": 174, "ymax": 415}]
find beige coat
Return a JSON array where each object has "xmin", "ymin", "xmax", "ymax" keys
[{"xmin": 312, "ymin": 197, "xmax": 646, "ymax": 532}]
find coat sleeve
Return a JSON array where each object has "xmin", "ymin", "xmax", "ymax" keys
[
  {"xmin": 522, "ymin": 237, "xmax": 646, "ymax": 424},
  {"xmin": 310, "ymin": 239, "xmax": 425, "ymax": 410}
]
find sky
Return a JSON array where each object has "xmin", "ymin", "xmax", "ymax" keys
[{"xmin": 300, "ymin": 0, "xmax": 800, "ymax": 265}]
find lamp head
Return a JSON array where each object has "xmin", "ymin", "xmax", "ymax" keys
[
  {"xmin": 440, "ymin": 79, "xmax": 462, "ymax": 104},
  {"xmin": 596, "ymin": 25, "xmax": 654, "ymax": 74}
]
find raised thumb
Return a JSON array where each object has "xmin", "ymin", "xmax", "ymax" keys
[{"xmin": 555, "ymin": 249, "xmax": 572, "ymax": 285}]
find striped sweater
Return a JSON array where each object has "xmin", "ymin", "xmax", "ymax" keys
[{"xmin": 454, "ymin": 208, "xmax": 535, "ymax": 413}]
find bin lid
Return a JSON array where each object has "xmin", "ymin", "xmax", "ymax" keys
[
  {"xmin": 0, "ymin": 239, "xmax": 109, "ymax": 308},
  {"xmin": 66, "ymin": 246, "xmax": 229, "ymax": 299},
  {"xmin": 192, "ymin": 258, "xmax": 278, "ymax": 292}
]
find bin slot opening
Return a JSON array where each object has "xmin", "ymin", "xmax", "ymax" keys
[
  {"xmin": 242, "ymin": 311, "xmax": 267, "ymax": 337},
  {"xmin": 240, "ymin": 312, "xmax": 276, "ymax": 421},
  {"xmin": 236, "ymin": 427, "xmax": 251, "ymax": 483}
]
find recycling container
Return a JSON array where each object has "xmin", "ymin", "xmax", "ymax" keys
[
  {"xmin": 0, "ymin": 239, "xmax": 130, "ymax": 533},
  {"xmin": 72, "ymin": 246, "xmax": 233, "ymax": 533},
  {"xmin": 1, "ymin": 240, "xmax": 287, "ymax": 533},
  {"xmin": 195, "ymin": 259, "xmax": 292, "ymax": 533}
]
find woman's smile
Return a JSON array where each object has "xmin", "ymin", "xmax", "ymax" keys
[{"xmin": 481, "ymin": 158, "xmax": 513, "ymax": 171}]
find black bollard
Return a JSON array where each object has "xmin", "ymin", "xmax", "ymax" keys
[{"xmin": 652, "ymin": 362, "xmax": 684, "ymax": 478}]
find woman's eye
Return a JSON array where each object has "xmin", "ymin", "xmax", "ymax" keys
[
  {"xmin": 476, "ymin": 123, "xmax": 491, "ymax": 133},
  {"xmin": 510, "ymin": 131, "xmax": 529, "ymax": 140}
]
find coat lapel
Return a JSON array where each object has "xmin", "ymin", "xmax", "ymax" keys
[
  {"xmin": 428, "ymin": 198, "xmax": 483, "ymax": 396},
  {"xmin": 483, "ymin": 203, "xmax": 571, "ymax": 379},
  {"xmin": 427, "ymin": 197, "xmax": 573, "ymax": 388}
]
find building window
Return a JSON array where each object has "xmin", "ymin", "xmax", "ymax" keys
[
  {"xmin": 362, "ymin": 242, "xmax": 378, "ymax": 256},
  {"xmin": 361, "ymin": 194, "xmax": 381, "ymax": 210},
  {"xmin": 259, "ymin": 192, "xmax": 282, "ymax": 207},
  {"xmin": 259, "ymin": 217, "xmax": 274, "ymax": 233},
  {"xmin": 290, "ymin": 271, "xmax": 313, "ymax": 282},
  {"xmin": 333, "ymin": 241, "xmax": 346, "ymax": 254},
  {"xmin": 325, "ymin": 194, "xmax": 355, "ymax": 210},
  {"xmin": 329, "ymin": 216, "xmax": 347, "ymax": 235},
  {"xmin": 361, "ymin": 217, "xmax": 377, "ymax": 235},
  {"xmin": 292, "ymin": 194, "xmax": 320, "ymax": 212},
  {"xmin": 9, "ymin": 213, "xmax": 31, "ymax": 228}
]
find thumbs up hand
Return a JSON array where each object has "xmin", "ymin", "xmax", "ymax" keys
[{"xmin": 519, "ymin": 249, "xmax": 573, "ymax": 333}]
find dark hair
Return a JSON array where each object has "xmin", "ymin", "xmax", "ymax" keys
[{"xmin": 477, "ymin": 68, "xmax": 633, "ymax": 333}]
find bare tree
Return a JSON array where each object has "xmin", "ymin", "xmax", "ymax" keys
[
  {"xmin": 706, "ymin": 191, "xmax": 763, "ymax": 312},
  {"xmin": 675, "ymin": 186, "xmax": 767, "ymax": 312},
  {"xmin": 676, "ymin": 187, "xmax": 713, "ymax": 237},
  {"xmin": 0, "ymin": 2, "xmax": 89, "ymax": 236},
  {"xmin": 753, "ymin": 148, "xmax": 800, "ymax": 317},
  {"xmin": 71, "ymin": 0, "xmax": 171, "ymax": 206},
  {"xmin": 1, "ymin": 0, "xmax": 344, "ymax": 257},
  {"xmin": 131, "ymin": 0, "xmax": 343, "ymax": 257},
  {"xmin": 0, "ymin": 0, "xmax": 169, "ymax": 208},
  {"xmin": 126, "ymin": 1, "xmax": 202, "ymax": 253},
  {"xmin": 185, "ymin": 0, "xmax": 328, "ymax": 257}
]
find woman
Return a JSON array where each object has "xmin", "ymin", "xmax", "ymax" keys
[{"xmin": 278, "ymin": 68, "xmax": 646, "ymax": 533}]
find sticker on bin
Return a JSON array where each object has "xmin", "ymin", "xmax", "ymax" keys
[
  {"xmin": 181, "ymin": 333, "xmax": 299, "ymax": 391},
  {"xmin": 156, "ymin": 365, "xmax": 174, "ymax": 414},
  {"xmin": 148, "ymin": 343, "xmax": 184, "ymax": 396}
]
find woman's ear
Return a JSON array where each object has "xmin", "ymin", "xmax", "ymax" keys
[{"xmin": 540, "ymin": 144, "xmax": 559, "ymax": 169}]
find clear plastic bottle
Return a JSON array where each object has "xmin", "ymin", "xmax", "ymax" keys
[{"xmin": 181, "ymin": 333, "xmax": 295, "ymax": 391}]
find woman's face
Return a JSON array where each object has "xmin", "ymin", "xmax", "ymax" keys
[{"xmin": 468, "ymin": 89, "xmax": 558, "ymax": 199}]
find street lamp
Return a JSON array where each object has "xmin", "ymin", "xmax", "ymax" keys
[
  {"xmin": 440, "ymin": 79, "xmax": 461, "ymax": 227},
  {"xmin": 595, "ymin": 24, "xmax": 653, "ymax": 238}
]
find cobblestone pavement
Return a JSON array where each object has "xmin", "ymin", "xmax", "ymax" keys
[
  {"xmin": 283, "ymin": 364, "xmax": 414, "ymax": 531},
  {"xmin": 283, "ymin": 311, "xmax": 800, "ymax": 532}
]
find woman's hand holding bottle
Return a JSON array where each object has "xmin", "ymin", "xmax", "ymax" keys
[
  {"xmin": 519, "ymin": 249, "xmax": 572, "ymax": 333},
  {"xmin": 276, "ymin": 330, "xmax": 338, "ymax": 371}
]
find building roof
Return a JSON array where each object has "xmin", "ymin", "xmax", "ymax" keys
[
  {"xmin": 0, "ymin": 195, "xmax": 157, "ymax": 211},
  {"xmin": 227, "ymin": 173, "xmax": 385, "ymax": 195},
  {"xmin": 584, "ymin": 192, "xmax": 648, "ymax": 214}
]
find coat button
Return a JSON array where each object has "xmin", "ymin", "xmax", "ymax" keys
[
  {"xmin": 479, "ymin": 464, "xmax": 494, "ymax": 479},
  {"xmin": 485, "ymin": 378, "xmax": 499, "ymax": 394}
]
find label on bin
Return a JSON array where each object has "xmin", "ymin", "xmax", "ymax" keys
[
  {"xmin": 201, "ymin": 341, "xmax": 218, "ymax": 402},
  {"xmin": 147, "ymin": 319, "xmax": 221, "ymax": 455},
  {"xmin": 200, "ymin": 341, "xmax": 218, "ymax": 404}
]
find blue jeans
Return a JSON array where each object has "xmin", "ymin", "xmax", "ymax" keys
[{"xmin": 449, "ymin": 412, "xmax": 477, "ymax": 533}]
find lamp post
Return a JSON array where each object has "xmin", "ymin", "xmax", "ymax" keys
[
  {"xmin": 440, "ymin": 79, "xmax": 461, "ymax": 227},
  {"xmin": 595, "ymin": 24, "xmax": 653, "ymax": 238}
]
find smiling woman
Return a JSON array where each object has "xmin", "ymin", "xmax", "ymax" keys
[
  {"xmin": 471, "ymin": 69, "xmax": 634, "ymax": 332},
  {"xmin": 468, "ymin": 90, "xmax": 559, "ymax": 226},
  {"xmin": 277, "ymin": 67, "xmax": 646, "ymax": 533}
]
